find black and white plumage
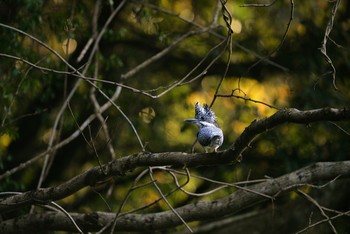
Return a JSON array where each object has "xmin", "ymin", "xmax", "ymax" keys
[{"xmin": 185, "ymin": 102, "xmax": 224, "ymax": 152}]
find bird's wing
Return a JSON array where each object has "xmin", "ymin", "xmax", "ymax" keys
[{"xmin": 197, "ymin": 127, "xmax": 223, "ymax": 147}]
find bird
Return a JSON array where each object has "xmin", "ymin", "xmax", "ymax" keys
[{"xmin": 185, "ymin": 102, "xmax": 224, "ymax": 152}]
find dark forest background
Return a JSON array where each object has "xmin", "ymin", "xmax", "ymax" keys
[{"xmin": 0, "ymin": 0, "xmax": 350, "ymax": 233}]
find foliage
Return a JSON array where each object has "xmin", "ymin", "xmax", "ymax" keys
[{"xmin": 0, "ymin": 0, "xmax": 350, "ymax": 233}]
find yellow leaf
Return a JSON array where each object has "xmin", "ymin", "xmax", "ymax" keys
[
  {"xmin": 62, "ymin": 38, "xmax": 77, "ymax": 55},
  {"xmin": 0, "ymin": 134, "xmax": 11, "ymax": 149},
  {"xmin": 231, "ymin": 19, "xmax": 242, "ymax": 34}
]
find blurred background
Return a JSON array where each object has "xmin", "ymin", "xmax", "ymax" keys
[{"xmin": 0, "ymin": 0, "xmax": 349, "ymax": 233}]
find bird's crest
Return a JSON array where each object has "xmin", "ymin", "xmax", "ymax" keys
[{"xmin": 194, "ymin": 102, "xmax": 217, "ymax": 125}]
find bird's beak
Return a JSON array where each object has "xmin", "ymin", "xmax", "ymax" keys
[{"xmin": 184, "ymin": 118, "xmax": 197, "ymax": 123}]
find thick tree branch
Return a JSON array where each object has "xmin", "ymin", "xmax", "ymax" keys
[
  {"xmin": 1, "ymin": 161, "xmax": 349, "ymax": 233},
  {"xmin": 1, "ymin": 107, "xmax": 350, "ymax": 213},
  {"xmin": 230, "ymin": 107, "xmax": 350, "ymax": 157}
]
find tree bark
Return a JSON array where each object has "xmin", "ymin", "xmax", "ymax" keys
[
  {"xmin": 1, "ymin": 108, "xmax": 350, "ymax": 213},
  {"xmin": 2, "ymin": 107, "xmax": 350, "ymax": 214},
  {"xmin": 1, "ymin": 161, "xmax": 349, "ymax": 233}
]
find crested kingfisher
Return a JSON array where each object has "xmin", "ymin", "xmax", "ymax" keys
[{"xmin": 185, "ymin": 102, "xmax": 224, "ymax": 152}]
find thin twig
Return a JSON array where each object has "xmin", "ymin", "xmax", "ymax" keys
[
  {"xmin": 169, "ymin": 169, "xmax": 227, "ymax": 197},
  {"xmin": 109, "ymin": 168, "xmax": 151, "ymax": 233},
  {"xmin": 1, "ymin": 56, "xmax": 46, "ymax": 127},
  {"xmin": 121, "ymin": 30, "xmax": 198, "ymax": 80},
  {"xmin": 50, "ymin": 201, "xmax": 84, "ymax": 234},
  {"xmin": 132, "ymin": 1, "xmax": 289, "ymax": 72},
  {"xmin": 297, "ymin": 189, "xmax": 337, "ymax": 233},
  {"xmin": 1, "ymin": 0, "xmax": 145, "ymax": 172},
  {"xmin": 238, "ymin": 0, "xmax": 294, "ymax": 89},
  {"xmin": 149, "ymin": 167, "xmax": 193, "ymax": 233},
  {"xmin": 296, "ymin": 211, "xmax": 350, "ymax": 234},
  {"xmin": 0, "ymin": 86, "xmax": 122, "ymax": 181},
  {"xmin": 210, "ymin": 0, "xmax": 233, "ymax": 108},
  {"xmin": 216, "ymin": 90, "xmax": 282, "ymax": 110},
  {"xmin": 118, "ymin": 167, "xmax": 190, "ymax": 216},
  {"xmin": 241, "ymin": 0, "xmax": 279, "ymax": 7},
  {"xmin": 0, "ymin": 192, "xmax": 83, "ymax": 234},
  {"xmin": 319, "ymin": 0, "xmax": 341, "ymax": 89},
  {"xmin": 167, "ymin": 168, "xmax": 272, "ymax": 199}
]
